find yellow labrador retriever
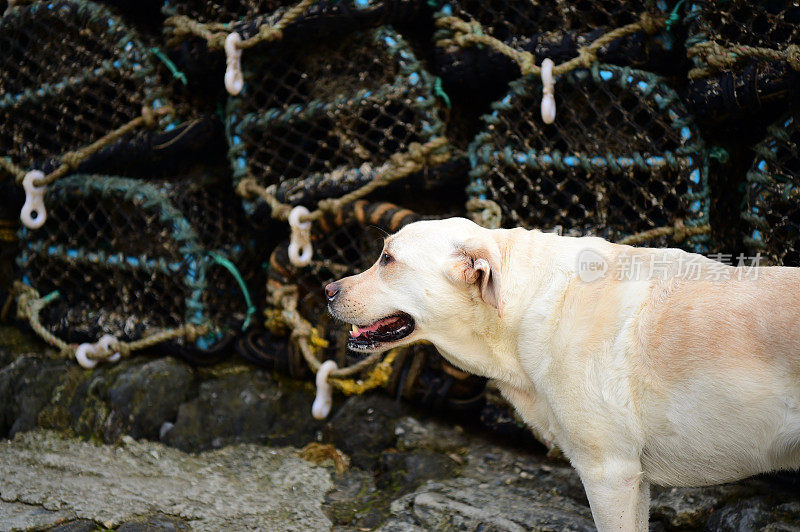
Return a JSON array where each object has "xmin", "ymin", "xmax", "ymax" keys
[{"xmin": 325, "ymin": 217, "xmax": 800, "ymax": 531}]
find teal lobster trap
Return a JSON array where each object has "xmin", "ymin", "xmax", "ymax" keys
[
  {"xmin": 432, "ymin": 0, "xmax": 678, "ymax": 100},
  {"xmin": 468, "ymin": 64, "xmax": 711, "ymax": 251},
  {"xmin": 16, "ymin": 173, "xmax": 262, "ymax": 357},
  {"xmin": 225, "ymin": 26, "xmax": 447, "ymax": 222},
  {"xmin": 742, "ymin": 112, "xmax": 800, "ymax": 266},
  {"xmin": 0, "ymin": 0, "xmax": 175, "ymax": 173}
]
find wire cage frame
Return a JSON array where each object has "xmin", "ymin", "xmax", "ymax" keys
[
  {"xmin": 0, "ymin": 0, "xmax": 176, "ymax": 172},
  {"xmin": 742, "ymin": 112, "xmax": 800, "ymax": 266},
  {"xmin": 225, "ymin": 26, "xmax": 447, "ymax": 221},
  {"xmin": 468, "ymin": 63, "xmax": 710, "ymax": 251},
  {"xmin": 16, "ymin": 173, "xmax": 262, "ymax": 352}
]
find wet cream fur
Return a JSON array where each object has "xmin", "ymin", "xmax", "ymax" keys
[{"xmin": 327, "ymin": 217, "xmax": 800, "ymax": 531}]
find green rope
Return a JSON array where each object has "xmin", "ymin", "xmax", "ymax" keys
[
  {"xmin": 433, "ymin": 77, "xmax": 451, "ymax": 109},
  {"xmin": 209, "ymin": 252, "xmax": 256, "ymax": 331},
  {"xmin": 150, "ymin": 47, "xmax": 188, "ymax": 85},
  {"xmin": 665, "ymin": 0, "xmax": 686, "ymax": 31},
  {"xmin": 709, "ymin": 146, "xmax": 730, "ymax": 163},
  {"xmin": 40, "ymin": 290, "xmax": 61, "ymax": 305}
]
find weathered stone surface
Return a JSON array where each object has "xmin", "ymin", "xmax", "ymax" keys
[
  {"xmin": 650, "ymin": 486, "xmax": 727, "ymax": 528},
  {"xmin": 704, "ymin": 497, "xmax": 774, "ymax": 531},
  {"xmin": 0, "ymin": 430, "xmax": 332, "ymax": 531},
  {"xmin": 0, "ymin": 355, "xmax": 74, "ymax": 437},
  {"xmin": 115, "ymin": 513, "xmax": 191, "ymax": 531},
  {"xmin": 394, "ymin": 415, "xmax": 468, "ymax": 453},
  {"xmin": 0, "ymin": 499, "xmax": 76, "ymax": 532},
  {"xmin": 47, "ymin": 519, "xmax": 98, "ymax": 532},
  {"xmin": 45, "ymin": 520, "xmax": 97, "ymax": 532},
  {"xmin": 163, "ymin": 368, "xmax": 321, "ymax": 451},
  {"xmin": 36, "ymin": 362, "xmax": 109, "ymax": 439},
  {"xmin": 378, "ymin": 449, "xmax": 460, "ymax": 490},
  {"xmin": 324, "ymin": 395, "xmax": 406, "ymax": 469},
  {"xmin": 104, "ymin": 357, "xmax": 194, "ymax": 441},
  {"xmin": 381, "ymin": 477, "xmax": 595, "ymax": 531},
  {"xmin": 325, "ymin": 468, "xmax": 388, "ymax": 529}
]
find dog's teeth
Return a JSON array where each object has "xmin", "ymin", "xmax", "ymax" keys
[{"xmin": 350, "ymin": 325, "xmax": 358, "ymax": 337}]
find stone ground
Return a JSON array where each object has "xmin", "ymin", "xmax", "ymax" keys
[{"xmin": 2, "ymin": 324, "xmax": 800, "ymax": 531}]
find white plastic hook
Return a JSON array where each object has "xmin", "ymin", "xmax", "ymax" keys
[
  {"xmin": 312, "ymin": 360, "xmax": 338, "ymax": 420},
  {"xmin": 224, "ymin": 32, "xmax": 244, "ymax": 95},
  {"xmin": 540, "ymin": 58, "xmax": 556, "ymax": 125},
  {"xmin": 75, "ymin": 343, "xmax": 98, "ymax": 369},
  {"xmin": 20, "ymin": 170, "xmax": 47, "ymax": 229},
  {"xmin": 75, "ymin": 334, "xmax": 121, "ymax": 369},
  {"xmin": 288, "ymin": 205, "xmax": 313, "ymax": 267}
]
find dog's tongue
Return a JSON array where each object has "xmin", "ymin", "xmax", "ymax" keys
[{"xmin": 351, "ymin": 316, "xmax": 401, "ymax": 337}]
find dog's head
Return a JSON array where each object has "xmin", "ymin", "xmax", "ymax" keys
[{"xmin": 325, "ymin": 217, "xmax": 503, "ymax": 353}]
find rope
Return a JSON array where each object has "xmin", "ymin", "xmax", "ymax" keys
[
  {"xmin": 209, "ymin": 252, "xmax": 257, "ymax": 331},
  {"xmin": 616, "ymin": 220, "xmax": 711, "ymax": 246},
  {"xmin": 0, "ymin": 157, "xmax": 26, "ymax": 183},
  {"xmin": 433, "ymin": 76, "xmax": 452, "ymax": 109},
  {"xmin": 0, "ymin": 219, "xmax": 16, "ymax": 242},
  {"xmin": 688, "ymin": 41, "xmax": 800, "ymax": 79},
  {"xmin": 13, "ymin": 284, "xmax": 72, "ymax": 356},
  {"xmin": 466, "ymin": 197, "xmax": 502, "ymax": 229},
  {"xmin": 330, "ymin": 348, "xmax": 401, "ymax": 395},
  {"xmin": 4, "ymin": 106, "xmax": 173, "ymax": 188},
  {"xmin": 164, "ymin": 0, "xmax": 317, "ymax": 50},
  {"xmin": 149, "ymin": 47, "xmax": 188, "ymax": 85},
  {"xmin": 664, "ymin": 0, "xmax": 686, "ymax": 31},
  {"xmin": 268, "ymin": 283, "xmax": 400, "ymax": 393},
  {"xmin": 12, "ymin": 282, "xmax": 209, "ymax": 362},
  {"xmin": 236, "ymin": 137, "xmax": 450, "ymax": 224},
  {"xmin": 436, "ymin": 12, "xmax": 665, "ymax": 78}
]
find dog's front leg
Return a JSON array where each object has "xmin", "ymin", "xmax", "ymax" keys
[{"xmin": 574, "ymin": 457, "xmax": 647, "ymax": 531}]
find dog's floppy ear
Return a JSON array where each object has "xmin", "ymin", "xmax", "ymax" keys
[{"xmin": 453, "ymin": 237, "xmax": 503, "ymax": 316}]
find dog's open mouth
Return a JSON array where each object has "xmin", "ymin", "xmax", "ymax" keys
[{"xmin": 347, "ymin": 312, "xmax": 415, "ymax": 351}]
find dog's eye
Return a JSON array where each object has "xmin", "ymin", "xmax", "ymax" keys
[{"xmin": 380, "ymin": 251, "xmax": 394, "ymax": 266}]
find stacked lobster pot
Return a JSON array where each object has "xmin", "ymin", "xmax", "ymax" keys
[
  {"xmin": 432, "ymin": 0, "xmax": 680, "ymax": 102},
  {"xmin": 224, "ymin": 25, "xmax": 447, "ymax": 221},
  {"xmin": 16, "ymin": 172, "xmax": 263, "ymax": 357},
  {"xmin": 467, "ymin": 64, "xmax": 710, "ymax": 251},
  {"xmin": 742, "ymin": 111, "xmax": 800, "ymax": 266},
  {"xmin": 432, "ymin": 0, "xmax": 712, "ymax": 251},
  {"xmin": 4, "ymin": 0, "xmax": 264, "ymax": 360}
]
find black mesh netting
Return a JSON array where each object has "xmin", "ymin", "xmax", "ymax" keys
[
  {"xmin": 685, "ymin": 0, "xmax": 800, "ymax": 121},
  {"xmin": 442, "ymin": 0, "xmax": 650, "ymax": 45},
  {"xmin": 163, "ymin": 0, "xmax": 421, "ymax": 29},
  {"xmin": 687, "ymin": 0, "xmax": 800, "ymax": 58},
  {"xmin": 0, "ymin": 0, "xmax": 174, "ymax": 171},
  {"xmin": 17, "ymin": 173, "xmax": 265, "ymax": 350},
  {"xmin": 433, "ymin": 0, "xmax": 675, "ymax": 99},
  {"xmin": 468, "ymin": 64, "xmax": 710, "ymax": 250},
  {"xmin": 743, "ymin": 112, "xmax": 800, "ymax": 266},
  {"xmin": 226, "ymin": 26, "xmax": 446, "ymax": 219}
]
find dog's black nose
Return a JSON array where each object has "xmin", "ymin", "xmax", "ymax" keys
[{"xmin": 325, "ymin": 282, "xmax": 340, "ymax": 302}]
